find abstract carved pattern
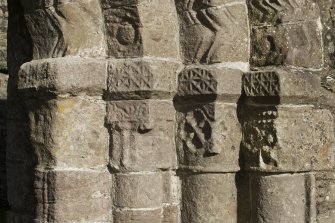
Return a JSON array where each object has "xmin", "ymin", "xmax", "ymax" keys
[
  {"xmin": 242, "ymin": 105, "xmax": 279, "ymax": 167},
  {"xmin": 101, "ymin": 2, "xmax": 143, "ymax": 57},
  {"xmin": 243, "ymin": 71, "xmax": 280, "ymax": 96},
  {"xmin": 107, "ymin": 62, "xmax": 153, "ymax": 91},
  {"xmin": 248, "ymin": 0, "xmax": 297, "ymax": 24},
  {"xmin": 180, "ymin": 104, "xmax": 219, "ymax": 155},
  {"xmin": 106, "ymin": 101, "xmax": 153, "ymax": 131},
  {"xmin": 178, "ymin": 68, "xmax": 217, "ymax": 96}
]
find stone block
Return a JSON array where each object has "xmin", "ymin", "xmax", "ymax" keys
[
  {"xmin": 251, "ymin": 21, "xmax": 323, "ymax": 68},
  {"xmin": 248, "ymin": 0, "xmax": 320, "ymax": 25},
  {"xmin": 176, "ymin": 102, "xmax": 241, "ymax": 172},
  {"xmin": 107, "ymin": 59, "xmax": 182, "ymax": 100},
  {"xmin": 101, "ymin": 0, "xmax": 179, "ymax": 58},
  {"xmin": 113, "ymin": 208, "xmax": 162, "ymax": 223},
  {"xmin": 181, "ymin": 173, "xmax": 249, "ymax": 223},
  {"xmin": 163, "ymin": 205, "xmax": 180, "ymax": 223},
  {"xmin": 176, "ymin": 66, "xmax": 242, "ymax": 101},
  {"xmin": 243, "ymin": 69, "xmax": 321, "ymax": 104},
  {"xmin": 176, "ymin": 1, "xmax": 249, "ymax": 64},
  {"xmin": 162, "ymin": 171, "xmax": 181, "ymax": 205},
  {"xmin": 250, "ymin": 173, "xmax": 316, "ymax": 223},
  {"xmin": 0, "ymin": 73, "xmax": 8, "ymax": 100},
  {"xmin": 21, "ymin": 0, "xmax": 106, "ymax": 59},
  {"xmin": 18, "ymin": 57, "xmax": 107, "ymax": 96},
  {"xmin": 34, "ymin": 169, "xmax": 111, "ymax": 222},
  {"xmin": 106, "ymin": 100, "xmax": 176, "ymax": 172},
  {"xmin": 27, "ymin": 98, "xmax": 108, "ymax": 169},
  {"xmin": 113, "ymin": 173, "xmax": 163, "ymax": 208},
  {"xmin": 242, "ymin": 105, "xmax": 334, "ymax": 172},
  {"xmin": 315, "ymin": 171, "xmax": 335, "ymax": 223}
]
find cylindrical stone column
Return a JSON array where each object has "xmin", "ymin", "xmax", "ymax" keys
[
  {"xmin": 174, "ymin": 0, "xmax": 250, "ymax": 222},
  {"xmin": 101, "ymin": 0, "xmax": 182, "ymax": 222}
]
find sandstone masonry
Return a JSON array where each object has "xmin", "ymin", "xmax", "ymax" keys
[{"xmin": 6, "ymin": 0, "xmax": 335, "ymax": 222}]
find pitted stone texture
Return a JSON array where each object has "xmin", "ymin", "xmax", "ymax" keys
[
  {"xmin": 242, "ymin": 105, "xmax": 334, "ymax": 172},
  {"xmin": 101, "ymin": 0, "xmax": 180, "ymax": 58},
  {"xmin": 316, "ymin": 171, "xmax": 335, "ymax": 223},
  {"xmin": 0, "ymin": 73, "xmax": 7, "ymax": 99},
  {"xmin": 243, "ymin": 68, "xmax": 321, "ymax": 104},
  {"xmin": 113, "ymin": 208, "xmax": 162, "ymax": 223},
  {"xmin": 317, "ymin": 0, "xmax": 335, "ymax": 67},
  {"xmin": 176, "ymin": 66, "xmax": 242, "ymax": 100},
  {"xmin": 107, "ymin": 59, "xmax": 182, "ymax": 100},
  {"xmin": 248, "ymin": 0, "xmax": 320, "ymax": 26},
  {"xmin": 181, "ymin": 173, "xmax": 250, "ymax": 223},
  {"xmin": 34, "ymin": 169, "xmax": 111, "ymax": 223},
  {"xmin": 0, "ymin": 0, "xmax": 7, "ymax": 70},
  {"xmin": 175, "ymin": 0, "xmax": 249, "ymax": 64},
  {"xmin": 21, "ymin": 0, "xmax": 106, "ymax": 59},
  {"xmin": 106, "ymin": 100, "xmax": 176, "ymax": 172},
  {"xmin": 250, "ymin": 173, "xmax": 316, "ymax": 223},
  {"xmin": 251, "ymin": 21, "xmax": 323, "ymax": 68},
  {"xmin": 18, "ymin": 57, "xmax": 107, "ymax": 96},
  {"xmin": 27, "ymin": 98, "xmax": 108, "ymax": 169},
  {"xmin": 176, "ymin": 102, "xmax": 241, "ymax": 172},
  {"xmin": 112, "ymin": 173, "xmax": 163, "ymax": 208}
]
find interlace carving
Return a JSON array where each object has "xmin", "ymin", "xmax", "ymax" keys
[
  {"xmin": 243, "ymin": 71, "xmax": 280, "ymax": 96},
  {"xmin": 181, "ymin": 104, "xmax": 220, "ymax": 154},
  {"xmin": 178, "ymin": 68, "xmax": 217, "ymax": 95}
]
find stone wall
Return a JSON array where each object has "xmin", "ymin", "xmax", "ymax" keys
[
  {"xmin": 6, "ymin": 0, "xmax": 335, "ymax": 222},
  {"xmin": 0, "ymin": 0, "xmax": 7, "ymax": 209}
]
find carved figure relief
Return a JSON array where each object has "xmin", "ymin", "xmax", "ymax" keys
[
  {"xmin": 176, "ymin": 0, "xmax": 234, "ymax": 64},
  {"xmin": 178, "ymin": 67, "xmax": 217, "ymax": 96}
]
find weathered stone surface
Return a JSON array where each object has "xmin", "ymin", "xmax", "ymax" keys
[
  {"xmin": 316, "ymin": 171, "xmax": 335, "ymax": 223},
  {"xmin": 251, "ymin": 21, "xmax": 323, "ymax": 68},
  {"xmin": 106, "ymin": 100, "xmax": 176, "ymax": 171},
  {"xmin": 176, "ymin": 0, "xmax": 249, "ymax": 64},
  {"xmin": 242, "ymin": 105, "xmax": 334, "ymax": 172},
  {"xmin": 163, "ymin": 205, "xmax": 180, "ymax": 223},
  {"xmin": 181, "ymin": 173, "xmax": 250, "ymax": 223},
  {"xmin": 317, "ymin": 0, "xmax": 335, "ymax": 67},
  {"xmin": 250, "ymin": 173, "xmax": 316, "ymax": 223},
  {"xmin": 113, "ymin": 208, "xmax": 162, "ymax": 223},
  {"xmin": 176, "ymin": 102, "xmax": 241, "ymax": 172},
  {"xmin": 0, "ymin": 0, "xmax": 7, "ymax": 71},
  {"xmin": 107, "ymin": 59, "xmax": 182, "ymax": 100},
  {"xmin": 101, "ymin": 0, "xmax": 179, "ymax": 58},
  {"xmin": 243, "ymin": 68, "xmax": 321, "ymax": 104},
  {"xmin": 176, "ymin": 66, "xmax": 242, "ymax": 100},
  {"xmin": 34, "ymin": 169, "xmax": 111, "ymax": 222},
  {"xmin": 113, "ymin": 173, "xmax": 163, "ymax": 208},
  {"xmin": 21, "ymin": 0, "xmax": 106, "ymax": 59},
  {"xmin": 27, "ymin": 98, "xmax": 108, "ymax": 169},
  {"xmin": 18, "ymin": 57, "xmax": 107, "ymax": 96},
  {"xmin": 248, "ymin": 0, "xmax": 320, "ymax": 25}
]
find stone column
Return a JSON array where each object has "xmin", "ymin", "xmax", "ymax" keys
[
  {"xmin": 174, "ymin": 0, "xmax": 251, "ymax": 222},
  {"xmin": 245, "ymin": 1, "xmax": 335, "ymax": 222},
  {"xmin": 101, "ymin": 0, "xmax": 182, "ymax": 222},
  {"xmin": 7, "ymin": 1, "xmax": 110, "ymax": 222}
]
